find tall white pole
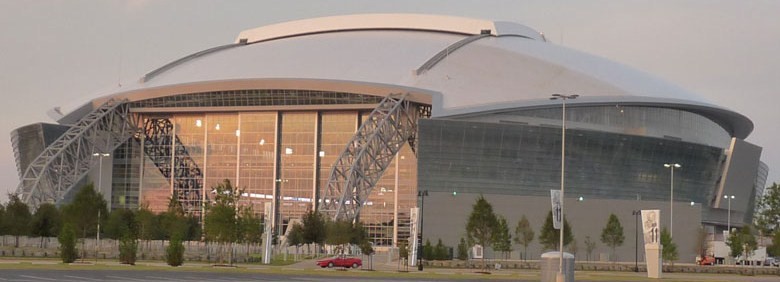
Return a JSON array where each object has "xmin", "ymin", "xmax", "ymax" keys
[
  {"xmin": 670, "ymin": 166, "xmax": 673, "ymax": 238},
  {"xmin": 558, "ymin": 97, "xmax": 566, "ymax": 278},
  {"xmin": 551, "ymin": 94, "xmax": 577, "ymax": 281}
]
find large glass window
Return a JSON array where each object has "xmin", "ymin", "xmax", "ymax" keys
[{"xmin": 278, "ymin": 112, "xmax": 317, "ymax": 223}]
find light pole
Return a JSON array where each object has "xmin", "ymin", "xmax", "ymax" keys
[
  {"xmin": 663, "ymin": 163, "xmax": 681, "ymax": 238},
  {"xmin": 724, "ymin": 195, "xmax": 735, "ymax": 232},
  {"xmin": 632, "ymin": 210, "xmax": 640, "ymax": 272},
  {"xmin": 550, "ymin": 93, "xmax": 578, "ymax": 281},
  {"xmin": 93, "ymin": 153, "xmax": 110, "ymax": 192},
  {"xmin": 417, "ymin": 190, "xmax": 428, "ymax": 271}
]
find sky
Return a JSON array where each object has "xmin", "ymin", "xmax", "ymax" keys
[{"xmin": 1, "ymin": 0, "xmax": 778, "ymax": 202}]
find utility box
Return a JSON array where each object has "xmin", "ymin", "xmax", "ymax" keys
[{"xmin": 540, "ymin": 251, "xmax": 574, "ymax": 282}]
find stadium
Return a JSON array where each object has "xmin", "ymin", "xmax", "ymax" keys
[{"xmin": 12, "ymin": 14, "xmax": 766, "ymax": 261}]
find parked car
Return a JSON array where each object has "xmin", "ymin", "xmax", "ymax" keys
[
  {"xmin": 697, "ymin": 255, "xmax": 716, "ymax": 265},
  {"xmin": 763, "ymin": 257, "xmax": 778, "ymax": 267},
  {"xmin": 316, "ymin": 256, "xmax": 362, "ymax": 268}
]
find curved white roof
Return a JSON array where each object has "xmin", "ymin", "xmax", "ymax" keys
[{"xmin": 63, "ymin": 13, "xmax": 752, "ymax": 138}]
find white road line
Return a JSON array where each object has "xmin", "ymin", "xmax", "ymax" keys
[
  {"xmin": 18, "ymin": 275, "xmax": 56, "ymax": 281},
  {"xmin": 144, "ymin": 276, "xmax": 179, "ymax": 281},
  {"xmin": 63, "ymin": 275, "xmax": 102, "ymax": 281},
  {"xmin": 106, "ymin": 275, "xmax": 146, "ymax": 281}
]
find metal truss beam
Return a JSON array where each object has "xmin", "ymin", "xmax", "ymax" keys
[
  {"xmin": 16, "ymin": 99, "xmax": 138, "ymax": 208},
  {"xmin": 321, "ymin": 93, "xmax": 430, "ymax": 221},
  {"xmin": 140, "ymin": 118, "xmax": 203, "ymax": 216}
]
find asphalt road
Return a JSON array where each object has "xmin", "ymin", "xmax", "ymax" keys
[{"xmin": 0, "ymin": 269, "xmax": 525, "ymax": 282}]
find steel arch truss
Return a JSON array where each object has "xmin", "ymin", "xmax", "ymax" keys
[
  {"xmin": 140, "ymin": 118, "xmax": 203, "ymax": 216},
  {"xmin": 16, "ymin": 99, "xmax": 138, "ymax": 208},
  {"xmin": 321, "ymin": 93, "xmax": 430, "ymax": 221}
]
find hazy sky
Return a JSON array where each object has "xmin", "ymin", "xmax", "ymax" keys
[{"xmin": 1, "ymin": 0, "xmax": 778, "ymax": 202}]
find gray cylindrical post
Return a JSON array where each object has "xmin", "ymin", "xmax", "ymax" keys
[{"xmin": 540, "ymin": 252, "xmax": 574, "ymax": 282}]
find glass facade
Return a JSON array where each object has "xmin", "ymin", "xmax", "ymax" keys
[
  {"xmin": 458, "ymin": 106, "xmax": 732, "ymax": 148},
  {"xmin": 418, "ymin": 118, "xmax": 726, "ymax": 207},
  {"xmin": 111, "ymin": 90, "xmax": 417, "ymax": 246}
]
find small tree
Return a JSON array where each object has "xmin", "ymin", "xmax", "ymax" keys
[
  {"xmin": 30, "ymin": 202, "xmax": 61, "ymax": 247},
  {"xmin": 60, "ymin": 183, "xmax": 108, "ymax": 239},
  {"xmin": 493, "ymin": 215, "xmax": 512, "ymax": 260},
  {"xmin": 600, "ymin": 213, "xmax": 625, "ymax": 261},
  {"xmin": 465, "ymin": 195, "xmax": 498, "ymax": 270},
  {"xmin": 325, "ymin": 219, "xmax": 352, "ymax": 254},
  {"xmin": 567, "ymin": 238, "xmax": 578, "ymax": 259},
  {"xmin": 4, "ymin": 194, "xmax": 32, "ymax": 247},
  {"xmin": 58, "ymin": 223, "xmax": 78, "ymax": 263},
  {"xmin": 118, "ymin": 231, "xmax": 137, "ymax": 265},
  {"xmin": 301, "ymin": 209, "xmax": 326, "ymax": 256},
  {"xmin": 433, "ymin": 239, "xmax": 449, "ymax": 260},
  {"xmin": 287, "ymin": 222, "xmax": 305, "ymax": 260},
  {"xmin": 456, "ymin": 237, "xmax": 469, "ymax": 260},
  {"xmin": 203, "ymin": 179, "xmax": 241, "ymax": 264},
  {"xmin": 514, "ymin": 215, "xmax": 534, "ymax": 261},
  {"xmin": 735, "ymin": 226, "xmax": 758, "ymax": 264},
  {"xmin": 166, "ymin": 233, "xmax": 185, "ymax": 267},
  {"xmin": 766, "ymin": 230, "xmax": 780, "ymax": 257},
  {"xmin": 399, "ymin": 240, "xmax": 409, "ymax": 262},
  {"xmin": 538, "ymin": 211, "xmax": 574, "ymax": 251},
  {"xmin": 660, "ymin": 228, "xmax": 678, "ymax": 264},
  {"xmin": 584, "ymin": 236, "xmax": 597, "ymax": 261},
  {"xmin": 359, "ymin": 240, "xmax": 374, "ymax": 269},
  {"xmin": 237, "ymin": 207, "xmax": 263, "ymax": 244},
  {"xmin": 755, "ymin": 183, "xmax": 780, "ymax": 238},
  {"xmin": 422, "ymin": 239, "xmax": 433, "ymax": 260},
  {"xmin": 694, "ymin": 227, "xmax": 710, "ymax": 258}
]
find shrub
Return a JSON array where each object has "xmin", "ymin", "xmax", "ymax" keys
[
  {"xmin": 118, "ymin": 233, "xmax": 138, "ymax": 265},
  {"xmin": 166, "ymin": 235, "xmax": 185, "ymax": 266},
  {"xmin": 58, "ymin": 223, "xmax": 78, "ymax": 263}
]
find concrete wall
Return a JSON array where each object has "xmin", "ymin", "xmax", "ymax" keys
[{"xmin": 422, "ymin": 192, "xmax": 702, "ymax": 263}]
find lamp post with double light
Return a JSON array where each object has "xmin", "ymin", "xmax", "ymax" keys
[
  {"xmin": 663, "ymin": 163, "xmax": 681, "ymax": 237},
  {"xmin": 724, "ymin": 195, "xmax": 735, "ymax": 232},
  {"xmin": 550, "ymin": 93, "xmax": 578, "ymax": 282}
]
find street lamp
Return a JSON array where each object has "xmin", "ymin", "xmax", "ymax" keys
[
  {"xmin": 724, "ymin": 195, "xmax": 735, "ymax": 232},
  {"xmin": 663, "ymin": 163, "xmax": 681, "ymax": 237},
  {"xmin": 632, "ymin": 210, "xmax": 641, "ymax": 272},
  {"xmin": 92, "ymin": 153, "xmax": 110, "ymax": 193},
  {"xmin": 417, "ymin": 190, "xmax": 428, "ymax": 271},
  {"xmin": 550, "ymin": 93, "xmax": 578, "ymax": 281}
]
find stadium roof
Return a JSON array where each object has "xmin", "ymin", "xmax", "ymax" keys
[{"xmin": 57, "ymin": 13, "xmax": 753, "ymax": 138}]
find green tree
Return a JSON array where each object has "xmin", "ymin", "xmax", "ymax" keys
[
  {"xmin": 118, "ymin": 231, "xmax": 138, "ymax": 265},
  {"xmin": 492, "ymin": 215, "xmax": 512, "ymax": 260},
  {"xmin": 399, "ymin": 239, "xmax": 409, "ymax": 261},
  {"xmin": 160, "ymin": 196, "xmax": 188, "ymax": 241},
  {"xmin": 359, "ymin": 240, "xmax": 374, "ymax": 269},
  {"xmin": 465, "ymin": 195, "xmax": 498, "ymax": 269},
  {"xmin": 4, "ymin": 194, "xmax": 32, "ymax": 247},
  {"xmin": 584, "ymin": 236, "xmax": 597, "ymax": 261},
  {"xmin": 0, "ymin": 203, "xmax": 5, "ymax": 235},
  {"xmin": 422, "ymin": 239, "xmax": 433, "ymax": 260},
  {"xmin": 136, "ymin": 207, "xmax": 162, "ymax": 241},
  {"xmin": 287, "ymin": 222, "xmax": 304, "ymax": 260},
  {"xmin": 301, "ymin": 210, "xmax": 326, "ymax": 256},
  {"xmin": 166, "ymin": 233, "xmax": 185, "ymax": 267},
  {"xmin": 456, "ymin": 237, "xmax": 468, "ymax": 260},
  {"xmin": 30, "ymin": 202, "xmax": 61, "ymax": 247},
  {"xmin": 433, "ymin": 238, "xmax": 448, "ymax": 260},
  {"xmin": 203, "ymin": 179, "xmax": 243, "ymax": 264},
  {"xmin": 538, "ymin": 211, "xmax": 574, "ymax": 251},
  {"xmin": 237, "ymin": 206, "xmax": 263, "ymax": 244},
  {"xmin": 660, "ymin": 228, "xmax": 678, "ymax": 264},
  {"xmin": 600, "ymin": 213, "xmax": 625, "ymax": 261},
  {"xmin": 755, "ymin": 183, "xmax": 780, "ymax": 237},
  {"xmin": 104, "ymin": 208, "xmax": 137, "ymax": 240},
  {"xmin": 60, "ymin": 183, "xmax": 108, "ymax": 239},
  {"xmin": 767, "ymin": 230, "xmax": 780, "ymax": 257},
  {"xmin": 58, "ymin": 223, "xmax": 78, "ymax": 263},
  {"xmin": 325, "ymin": 219, "xmax": 352, "ymax": 254},
  {"xmin": 514, "ymin": 215, "xmax": 534, "ymax": 261},
  {"xmin": 739, "ymin": 226, "xmax": 758, "ymax": 263}
]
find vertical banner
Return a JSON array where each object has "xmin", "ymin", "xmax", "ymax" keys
[
  {"xmin": 641, "ymin": 210, "xmax": 661, "ymax": 246},
  {"xmin": 409, "ymin": 207, "xmax": 419, "ymax": 266},
  {"xmin": 641, "ymin": 209, "xmax": 662, "ymax": 278},
  {"xmin": 550, "ymin": 190, "xmax": 562, "ymax": 229},
  {"xmin": 263, "ymin": 202, "xmax": 273, "ymax": 264}
]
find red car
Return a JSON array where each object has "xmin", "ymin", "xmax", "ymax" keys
[{"xmin": 316, "ymin": 256, "xmax": 362, "ymax": 268}]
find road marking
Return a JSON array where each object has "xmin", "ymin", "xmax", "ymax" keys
[
  {"xmin": 144, "ymin": 276, "xmax": 179, "ymax": 281},
  {"xmin": 63, "ymin": 275, "xmax": 102, "ymax": 281},
  {"xmin": 106, "ymin": 275, "xmax": 146, "ymax": 281},
  {"xmin": 18, "ymin": 275, "xmax": 56, "ymax": 281}
]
